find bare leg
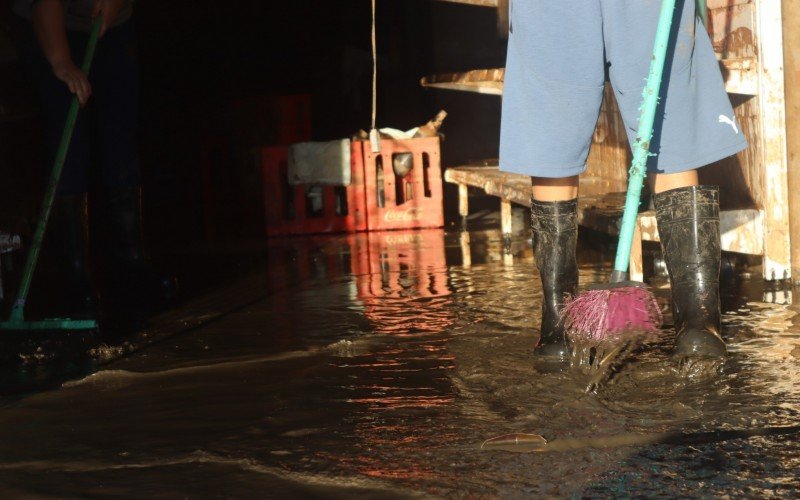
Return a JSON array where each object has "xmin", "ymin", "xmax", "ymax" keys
[
  {"xmin": 649, "ymin": 169, "xmax": 698, "ymax": 194},
  {"xmin": 531, "ymin": 175, "xmax": 579, "ymax": 201},
  {"xmin": 532, "ymin": 169, "xmax": 699, "ymax": 198}
]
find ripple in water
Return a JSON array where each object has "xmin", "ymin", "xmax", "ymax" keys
[{"xmin": 0, "ymin": 229, "xmax": 797, "ymax": 497}]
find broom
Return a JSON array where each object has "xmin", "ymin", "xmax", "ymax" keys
[
  {"xmin": 0, "ymin": 16, "xmax": 102, "ymax": 332},
  {"xmin": 561, "ymin": 0, "xmax": 683, "ymax": 348}
]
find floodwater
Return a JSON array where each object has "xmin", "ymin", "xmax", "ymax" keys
[{"xmin": 0, "ymin": 224, "xmax": 798, "ymax": 498}]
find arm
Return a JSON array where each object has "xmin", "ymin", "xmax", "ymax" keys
[
  {"xmin": 93, "ymin": 0, "xmax": 127, "ymax": 37},
  {"xmin": 32, "ymin": 0, "xmax": 91, "ymax": 104}
]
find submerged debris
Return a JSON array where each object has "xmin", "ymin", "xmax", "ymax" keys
[
  {"xmin": 481, "ymin": 433, "xmax": 547, "ymax": 453},
  {"xmin": 480, "ymin": 426, "xmax": 800, "ymax": 454}
]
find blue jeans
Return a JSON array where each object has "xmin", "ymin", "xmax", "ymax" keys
[{"xmin": 16, "ymin": 17, "xmax": 140, "ymax": 195}]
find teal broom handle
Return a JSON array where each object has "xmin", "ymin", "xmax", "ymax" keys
[
  {"xmin": 613, "ymin": 0, "xmax": 678, "ymax": 279},
  {"xmin": 9, "ymin": 16, "xmax": 102, "ymax": 319},
  {"xmin": 697, "ymin": 0, "xmax": 708, "ymax": 28}
]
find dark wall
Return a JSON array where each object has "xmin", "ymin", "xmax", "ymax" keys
[{"xmin": 1, "ymin": 0, "xmax": 507, "ymax": 247}]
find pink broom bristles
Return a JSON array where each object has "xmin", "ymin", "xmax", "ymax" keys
[{"xmin": 562, "ymin": 286, "xmax": 662, "ymax": 342}]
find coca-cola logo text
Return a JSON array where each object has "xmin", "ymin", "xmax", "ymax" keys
[
  {"xmin": 383, "ymin": 208, "xmax": 422, "ymax": 222},
  {"xmin": 384, "ymin": 233, "xmax": 423, "ymax": 245}
]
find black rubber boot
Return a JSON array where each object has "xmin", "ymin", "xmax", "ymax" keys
[
  {"xmin": 103, "ymin": 188, "xmax": 177, "ymax": 308},
  {"xmin": 531, "ymin": 198, "xmax": 578, "ymax": 360},
  {"xmin": 48, "ymin": 194, "xmax": 99, "ymax": 318},
  {"xmin": 654, "ymin": 185, "xmax": 726, "ymax": 359}
]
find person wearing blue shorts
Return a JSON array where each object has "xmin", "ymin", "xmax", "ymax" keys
[{"xmin": 499, "ymin": 0, "xmax": 747, "ymax": 362}]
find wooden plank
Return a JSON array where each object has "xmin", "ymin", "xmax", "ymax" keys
[
  {"xmin": 430, "ymin": 0, "xmax": 497, "ymax": 6},
  {"xmin": 420, "ymin": 68, "xmax": 504, "ymax": 95},
  {"xmin": 719, "ymin": 57, "xmax": 758, "ymax": 95},
  {"xmin": 445, "ymin": 166, "xmax": 531, "ymax": 206},
  {"xmin": 783, "ymin": 0, "xmax": 800, "ymax": 281},
  {"xmin": 707, "ymin": 0, "xmax": 759, "ymax": 96},
  {"xmin": 708, "ymin": 1, "xmax": 756, "ymax": 60},
  {"xmin": 630, "ymin": 221, "xmax": 644, "ymax": 282},
  {"xmin": 719, "ymin": 209, "xmax": 764, "ymax": 255},
  {"xmin": 420, "ymin": 81, "xmax": 503, "ymax": 95}
]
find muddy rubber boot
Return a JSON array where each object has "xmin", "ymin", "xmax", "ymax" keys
[
  {"xmin": 654, "ymin": 185, "xmax": 726, "ymax": 359},
  {"xmin": 103, "ymin": 188, "xmax": 177, "ymax": 308},
  {"xmin": 531, "ymin": 198, "xmax": 578, "ymax": 360},
  {"xmin": 48, "ymin": 194, "xmax": 99, "ymax": 317}
]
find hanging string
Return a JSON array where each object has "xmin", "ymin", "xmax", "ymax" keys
[{"xmin": 369, "ymin": 0, "xmax": 381, "ymax": 152}]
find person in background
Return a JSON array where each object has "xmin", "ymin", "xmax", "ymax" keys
[
  {"xmin": 14, "ymin": 0, "xmax": 175, "ymax": 319},
  {"xmin": 499, "ymin": 1, "xmax": 747, "ymax": 363}
]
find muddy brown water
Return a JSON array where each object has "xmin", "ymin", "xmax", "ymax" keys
[{"xmin": 0, "ymin": 228, "xmax": 798, "ymax": 497}]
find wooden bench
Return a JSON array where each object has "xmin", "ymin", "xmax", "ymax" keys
[{"xmin": 446, "ymin": 165, "xmax": 763, "ymax": 281}]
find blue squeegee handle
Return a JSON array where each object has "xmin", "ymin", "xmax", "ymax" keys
[
  {"xmin": 612, "ymin": 0, "xmax": 678, "ymax": 282},
  {"xmin": 8, "ymin": 16, "xmax": 102, "ymax": 318}
]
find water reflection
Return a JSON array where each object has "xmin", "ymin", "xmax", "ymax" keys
[
  {"xmin": 352, "ymin": 230, "xmax": 454, "ymax": 337},
  {"xmin": 263, "ymin": 230, "xmax": 464, "ymax": 484},
  {"xmin": 0, "ymin": 229, "xmax": 797, "ymax": 497}
]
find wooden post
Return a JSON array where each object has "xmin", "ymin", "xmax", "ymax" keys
[
  {"xmin": 460, "ymin": 231, "xmax": 472, "ymax": 268},
  {"xmin": 783, "ymin": 0, "xmax": 800, "ymax": 283},
  {"xmin": 757, "ymin": 0, "xmax": 792, "ymax": 281},
  {"xmin": 629, "ymin": 219, "xmax": 644, "ymax": 283},
  {"xmin": 459, "ymin": 183, "xmax": 469, "ymax": 230},
  {"xmin": 501, "ymin": 198, "xmax": 513, "ymax": 263},
  {"xmin": 500, "ymin": 198, "xmax": 513, "ymax": 237}
]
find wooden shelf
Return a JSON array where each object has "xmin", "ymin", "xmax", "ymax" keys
[
  {"xmin": 420, "ymin": 68, "xmax": 504, "ymax": 95},
  {"xmin": 421, "ymin": 59, "xmax": 758, "ymax": 97},
  {"xmin": 430, "ymin": 0, "xmax": 497, "ymax": 7}
]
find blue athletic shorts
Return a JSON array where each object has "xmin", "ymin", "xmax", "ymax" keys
[{"xmin": 499, "ymin": 0, "xmax": 748, "ymax": 178}]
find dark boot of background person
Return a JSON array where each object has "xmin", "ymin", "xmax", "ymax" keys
[
  {"xmin": 531, "ymin": 198, "xmax": 579, "ymax": 361},
  {"xmin": 654, "ymin": 185, "xmax": 726, "ymax": 359},
  {"xmin": 102, "ymin": 187, "xmax": 177, "ymax": 311},
  {"xmin": 47, "ymin": 194, "xmax": 99, "ymax": 318}
]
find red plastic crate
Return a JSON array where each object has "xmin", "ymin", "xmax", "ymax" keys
[
  {"xmin": 271, "ymin": 94, "xmax": 312, "ymax": 146},
  {"xmin": 230, "ymin": 94, "xmax": 312, "ymax": 146},
  {"xmin": 357, "ymin": 137, "xmax": 444, "ymax": 231},
  {"xmin": 263, "ymin": 145, "xmax": 368, "ymax": 236}
]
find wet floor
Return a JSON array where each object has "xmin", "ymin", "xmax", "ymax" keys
[{"xmin": 0, "ymin": 225, "xmax": 798, "ymax": 497}]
